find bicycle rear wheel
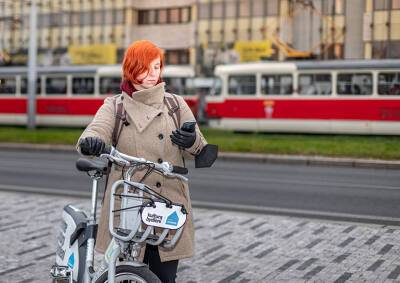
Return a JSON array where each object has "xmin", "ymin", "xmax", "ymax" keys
[{"xmin": 95, "ymin": 264, "xmax": 161, "ymax": 283}]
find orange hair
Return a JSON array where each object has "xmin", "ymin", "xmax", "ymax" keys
[{"xmin": 122, "ymin": 40, "xmax": 164, "ymax": 85}]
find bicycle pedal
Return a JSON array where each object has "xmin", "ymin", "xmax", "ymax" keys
[{"xmin": 50, "ymin": 264, "xmax": 71, "ymax": 279}]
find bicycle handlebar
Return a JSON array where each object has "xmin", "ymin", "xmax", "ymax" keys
[{"xmin": 100, "ymin": 145, "xmax": 188, "ymax": 181}]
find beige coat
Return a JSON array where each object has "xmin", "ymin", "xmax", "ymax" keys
[{"xmin": 77, "ymin": 82, "xmax": 207, "ymax": 262}]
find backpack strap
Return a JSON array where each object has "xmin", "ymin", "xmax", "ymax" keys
[
  {"xmin": 164, "ymin": 92, "xmax": 186, "ymax": 166},
  {"xmin": 164, "ymin": 93, "xmax": 181, "ymax": 129},
  {"xmin": 103, "ymin": 95, "xmax": 129, "ymax": 204},
  {"xmin": 112, "ymin": 97, "xmax": 129, "ymax": 147}
]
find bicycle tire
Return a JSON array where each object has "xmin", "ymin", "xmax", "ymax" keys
[{"xmin": 95, "ymin": 264, "xmax": 161, "ymax": 283}]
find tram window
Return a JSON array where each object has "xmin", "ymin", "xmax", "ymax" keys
[
  {"xmin": 210, "ymin": 77, "xmax": 222, "ymax": 96},
  {"xmin": 261, "ymin": 74, "xmax": 292, "ymax": 95},
  {"xmin": 337, "ymin": 73, "xmax": 372, "ymax": 95},
  {"xmin": 100, "ymin": 77, "xmax": 121, "ymax": 95},
  {"xmin": 46, "ymin": 77, "xmax": 67, "ymax": 95},
  {"xmin": 72, "ymin": 77, "xmax": 95, "ymax": 95},
  {"xmin": 164, "ymin": 77, "xmax": 196, "ymax": 95},
  {"xmin": 0, "ymin": 77, "xmax": 16, "ymax": 95},
  {"xmin": 378, "ymin": 73, "xmax": 400, "ymax": 95},
  {"xmin": 228, "ymin": 75, "xmax": 256, "ymax": 95},
  {"xmin": 299, "ymin": 74, "xmax": 331, "ymax": 95},
  {"xmin": 21, "ymin": 77, "xmax": 41, "ymax": 95}
]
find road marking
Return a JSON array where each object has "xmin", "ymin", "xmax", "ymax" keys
[{"xmin": 1, "ymin": 184, "xmax": 400, "ymax": 226}]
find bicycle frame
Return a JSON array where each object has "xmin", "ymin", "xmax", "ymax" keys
[{"xmin": 51, "ymin": 146, "xmax": 188, "ymax": 283}]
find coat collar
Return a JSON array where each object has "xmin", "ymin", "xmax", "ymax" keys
[{"xmin": 121, "ymin": 82, "xmax": 165, "ymax": 133}]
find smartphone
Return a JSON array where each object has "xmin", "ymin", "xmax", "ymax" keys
[{"xmin": 181, "ymin": 121, "xmax": 196, "ymax": 133}]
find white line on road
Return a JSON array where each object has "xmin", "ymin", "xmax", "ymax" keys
[{"xmin": 1, "ymin": 183, "xmax": 400, "ymax": 226}]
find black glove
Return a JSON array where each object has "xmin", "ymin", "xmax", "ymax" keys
[
  {"xmin": 79, "ymin": 136, "xmax": 105, "ymax": 156},
  {"xmin": 170, "ymin": 126, "xmax": 196, "ymax": 149}
]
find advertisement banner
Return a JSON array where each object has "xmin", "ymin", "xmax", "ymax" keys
[
  {"xmin": 234, "ymin": 40, "xmax": 274, "ymax": 62},
  {"xmin": 68, "ymin": 44, "xmax": 117, "ymax": 65}
]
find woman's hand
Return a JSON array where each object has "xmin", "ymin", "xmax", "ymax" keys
[
  {"xmin": 170, "ymin": 129, "xmax": 196, "ymax": 149},
  {"xmin": 79, "ymin": 136, "xmax": 105, "ymax": 156}
]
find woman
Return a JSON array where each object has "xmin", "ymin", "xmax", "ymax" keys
[{"xmin": 77, "ymin": 40, "xmax": 212, "ymax": 282}]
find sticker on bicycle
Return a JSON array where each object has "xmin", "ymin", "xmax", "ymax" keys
[{"xmin": 141, "ymin": 201, "xmax": 187, "ymax": 230}]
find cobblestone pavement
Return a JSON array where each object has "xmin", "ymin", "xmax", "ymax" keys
[{"xmin": 1, "ymin": 191, "xmax": 400, "ymax": 283}]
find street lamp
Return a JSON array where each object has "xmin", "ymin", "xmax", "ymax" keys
[{"xmin": 27, "ymin": 0, "xmax": 38, "ymax": 129}]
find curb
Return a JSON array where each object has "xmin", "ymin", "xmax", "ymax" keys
[{"xmin": 0, "ymin": 142, "xmax": 399, "ymax": 169}]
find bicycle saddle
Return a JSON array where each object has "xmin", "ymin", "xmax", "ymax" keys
[{"xmin": 76, "ymin": 158, "xmax": 109, "ymax": 174}]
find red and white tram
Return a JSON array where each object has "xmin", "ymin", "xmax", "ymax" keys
[
  {"xmin": 0, "ymin": 64, "xmax": 197, "ymax": 126},
  {"xmin": 206, "ymin": 60, "xmax": 400, "ymax": 135}
]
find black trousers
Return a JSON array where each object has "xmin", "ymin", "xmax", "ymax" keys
[{"xmin": 143, "ymin": 244, "xmax": 179, "ymax": 283}]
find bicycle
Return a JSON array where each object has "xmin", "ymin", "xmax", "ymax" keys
[{"xmin": 50, "ymin": 145, "xmax": 189, "ymax": 283}]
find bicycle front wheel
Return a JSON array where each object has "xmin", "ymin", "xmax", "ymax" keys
[{"xmin": 95, "ymin": 264, "xmax": 161, "ymax": 283}]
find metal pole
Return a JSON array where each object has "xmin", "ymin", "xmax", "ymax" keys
[{"xmin": 27, "ymin": 0, "xmax": 37, "ymax": 129}]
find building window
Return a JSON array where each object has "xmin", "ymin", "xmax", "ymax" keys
[
  {"xmin": 50, "ymin": 13, "xmax": 61, "ymax": 26},
  {"xmin": 373, "ymin": 41, "xmax": 388, "ymax": 58},
  {"xmin": 138, "ymin": 7, "xmax": 191, "ymax": 25},
  {"xmin": 388, "ymin": 41, "xmax": 400, "ymax": 58},
  {"xmin": 94, "ymin": 11, "xmax": 102, "ymax": 25},
  {"xmin": 72, "ymin": 12, "xmax": 80, "ymax": 26},
  {"xmin": 165, "ymin": 49, "xmax": 189, "ymax": 65},
  {"xmin": 81, "ymin": 11, "xmax": 91, "ymax": 26},
  {"xmin": 158, "ymin": 9, "xmax": 168, "ymax": 24},
  {"xmin": 138, "ymin": 10, "xmax": 149, "ymax": 25},
  {"xmin": 212, "ymin": 2, "xmax": 223, "ymax": 19},
  {"xmin": 62, "ymin": 13, "xmax": 70, "ymax": 26},
  {"xmin": 199, "ymin": 3, "xmax": 210, "ymax": 19},
  {"xmin": 323, "ymin": 0, "xmax": 343, "ymax": 15},
  {"xmin": 320, "ymin": 43, "xmax": 343, "ymax": 59},
  {"xmin": 374, "ymin": 0, "xmax": 390, "ymax": 10},
  {"xmin": 169, "ymin": 8, "xmax": 180, "ymax": 24},
  {"xmin": 252, "ymin": 0, "xmax": 264, "ymax": 17},
  {"xmin": 114, "ymin": 9, "xmax": 124, "ymax": 25},
  {"xmin": 393, "ymin": 0, "xmax": 400, "ymax": 9},
  {"xmin": 225, "ymin": 1, "xmax": 237, "ymax": 18},
  {"xmin": 239, "ymin": 0, "xmax": 251, "ymax": 17},
  {"xmin": 266, "ymin": 0, "xmax": 278, "ymax": 16},
  {"xmin": 181, "ymin": 7, "xmax": 191, "ymax": 22},
  {"xmin": 261, "ymin": 74, "xmax": 293, "ymax": 95}
]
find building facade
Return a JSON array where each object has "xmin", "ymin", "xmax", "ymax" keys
[{"xmin": 0, "ymin": 0, "xmax": 399, "ymax": 74}]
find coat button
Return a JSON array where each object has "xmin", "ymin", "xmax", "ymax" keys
[
  {"xmin": 156, "ymin": 182, "xmax": 161, "ymax": 188},
  {"xmin": 158, "ymin": 133, "xmax": 164, "ymax": 140},
  {"xmin": 158, "ymin": 158, "xmax": 163, "ymax": 163}
]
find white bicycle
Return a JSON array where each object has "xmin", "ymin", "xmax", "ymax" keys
[{"xmin": 50, "ymin": 145, "xmax": 189, "ymax": 283}]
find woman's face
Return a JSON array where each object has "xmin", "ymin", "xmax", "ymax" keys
[{"xmin": 135, "ymin": 57, "xmax": 161, "ymax": 89}]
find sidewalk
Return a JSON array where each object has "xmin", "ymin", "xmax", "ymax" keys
[
  {"xmin": 1, "ymin": 190, "xmax": 400, "ymax": 282},
  {"xmin": 1, "ymin": 142, "xmax": 399, "ymax": 169}
]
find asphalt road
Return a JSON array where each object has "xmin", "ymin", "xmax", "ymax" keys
[{"xmin": 0, "ymin": 149, "xmax": 399, "ymax": 224}]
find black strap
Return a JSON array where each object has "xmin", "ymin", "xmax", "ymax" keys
[
  {"xmin": 103, "ymin": 96, "xmax": 128, "ymax": 204},
  {"xmin": 164, "ymin": 93, "xmax": 186, "ymax": 167},
  {"xmin": 164, "ymin": 93, "xmax": 181, "ymax": 129}
]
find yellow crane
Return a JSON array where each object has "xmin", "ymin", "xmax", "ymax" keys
[{"xmin": 269, "ymin": 0, "xmax": 344, "ymax": 60}]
